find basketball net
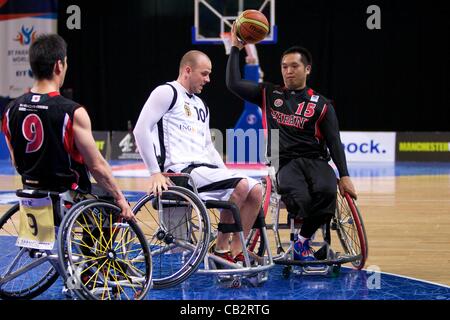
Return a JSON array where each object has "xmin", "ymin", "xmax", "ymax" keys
[
  {"xmin": 220, "ymin": 32, "xmax": 232, "ymax": 55},
  {"xmin": 221, "ymin": 31, "xmax": 259, "ymax": 63},
  {"xmin": 245, "ymin": 43, "xmax": 259, "ymax": 65}
]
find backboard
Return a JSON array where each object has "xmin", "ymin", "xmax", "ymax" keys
[{"xmin": 192, "ymin": 0, "xmax": 277, "ymax": 44}]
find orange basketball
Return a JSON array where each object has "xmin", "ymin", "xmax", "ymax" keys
[{"xmin": 236, "ymin": 10, "xmax": 270, "ymax": 44}]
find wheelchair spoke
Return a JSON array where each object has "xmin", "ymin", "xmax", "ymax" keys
[
  {"xmin": 76, "ymin": 214, "xmax": 108, "ymax": 253},
  {"xmin": 114, "ymin": 256, "xmax": 146, "ymax": 278}
]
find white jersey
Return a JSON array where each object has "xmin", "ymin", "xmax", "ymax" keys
[{"xmin": 134, "ymin": 80, "xmax": 225, "ymax": 174}]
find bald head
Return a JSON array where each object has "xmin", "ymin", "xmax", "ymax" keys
[
  {"xmin": 179, "ymin": 50, "xmax": 210, "ymax": 72},
  {"xmin": 177, "ymin": 50, "xmax": 212, "ymax": 94}
]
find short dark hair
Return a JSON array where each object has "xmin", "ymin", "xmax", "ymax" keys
[
  {"xmin": 281, "ymin": 46, "xmax": 313, "ymax": 67},
  {"xmin": 29, "ymin": 34, "xmax": 67, "ymax": 80}
]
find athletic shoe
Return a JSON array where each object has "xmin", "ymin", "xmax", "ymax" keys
[{"xmin": 293, "ymin": 239, "xmax": 316, "ymax": 261}]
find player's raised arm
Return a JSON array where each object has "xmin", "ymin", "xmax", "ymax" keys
[{"xmin": 225, "ymin": 22, "xmax": 263, "ymax": 106}]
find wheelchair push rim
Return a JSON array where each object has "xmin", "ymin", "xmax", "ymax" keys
[
  {"xmin": 335, "ymin": 192, "xmax": 368, "ymax": 270},
  {"xmin": 132, "ymin": 186, "xmax": 210, "ymax": 289}
]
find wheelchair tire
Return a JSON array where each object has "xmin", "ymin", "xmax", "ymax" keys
[
  {"xmin": 0, "ymin": 203, "xmax": 59, "ymax": 300},
  {"xmin": 132, "ymin": 186, "xmax": 210, "ymax": 289},
  {"xmin": 58, "ymin": 201, "xmax": 152, "ymax": 300},
  {"xmin": 335, "ymin": 192, "xmax": 368, "ymax": 269}
]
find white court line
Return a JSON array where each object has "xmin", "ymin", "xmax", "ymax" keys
[{"xmin": 342, "ymin": 266, "xmax": 450, "ymax": 289}]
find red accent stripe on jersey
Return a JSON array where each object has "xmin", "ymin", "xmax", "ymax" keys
[
  {"xmin": 48, "ymin": 91, "xmax": 60, "ymax": 97},
  {"xmin": 261, "ymin": 87, "xmax": 268, "ymax": 138},
  {"xmin": 63, "ymin": 114, "xmax": 84, "ymax": 164},
  {"xmin": 2, "ymin": 109, "xmax": 11, "ymax": 141},
  {"xmin": 314, "ymin": 104, "xmax": 328, "ymax": 141}
]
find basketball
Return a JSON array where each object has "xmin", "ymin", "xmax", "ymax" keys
[{"xmin": 235, "ymin": 10, "xmax": 270, "ymax": 44}]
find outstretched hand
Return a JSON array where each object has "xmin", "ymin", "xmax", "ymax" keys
[{"xmin": 338, "ymin": 176, "xmax": 357, "ymax": 200}]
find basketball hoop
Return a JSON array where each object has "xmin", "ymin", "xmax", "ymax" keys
[
  {"xmin": 245, "ymin": 44, "xmax": 259, "ymax": 65},
  {"xmin": 220, "ymin": 32, "xmax": 232, "ymax": 55}
]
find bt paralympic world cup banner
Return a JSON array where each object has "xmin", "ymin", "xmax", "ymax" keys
[{"xmin": 0, "ymin": 0, "xmax": 57, "ymax": 98}]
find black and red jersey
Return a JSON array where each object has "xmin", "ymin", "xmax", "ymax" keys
[
  {"xmin": 226, "ymin": 46, "xmax": 349, "ymax": 177},
  {"xmin": 2, "ymin": 92, "xmax": 91, "ymax": 191},
  {"xmin": 261, "ymin": 84, "xmax": 330, "ymax": 163}
]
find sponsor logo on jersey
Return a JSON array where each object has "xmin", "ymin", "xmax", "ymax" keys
[
  {"xmin": 274, "ymin": 99, "xmax": 284, "ymax": 108},
  {"xmin": 270, "ymin": 109, "xmax": 309, "ymax": 129},
  {"xmin": 310, "ymin": 95, "xmax": 320, "ymax": 102},
  {"xmin": 179, "ymin": 123, "xmax": 198, "ymax": 134},
  {"xmin": 184, "ymin": 103, "xmax": 192, "ymax": 117},
  {"xmin": 31, "ymin": 95, "xmax": 41, "ymax": 102}
]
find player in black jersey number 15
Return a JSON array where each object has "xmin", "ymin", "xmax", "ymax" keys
[{"xmin": 226, "ymin": 22, "xmax": 356, "ymax": 263}]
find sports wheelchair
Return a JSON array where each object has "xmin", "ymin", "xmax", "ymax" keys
[
  {"xmin": 0, "ymin": 188, "xmax": 152, "ymax": 300},
  {"xmin": 132, "ymin": 172, "xmax": 274, "ymax": 289},
  {"xmin": 247, "ymin": 166, "xmax": 368, "ymax": 277}
]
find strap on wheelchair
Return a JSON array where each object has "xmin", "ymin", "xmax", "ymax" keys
[
  {"xmin": 169, "ymin": 163, "xmax": 218, "ymax": 189},
  {"xmin": 205, "ymin": 200, "xmax": 243, "ymax": 233},
  {"xmin": 217, "ymin": 223, "xmax": 240, "ymax": 233},
  {"xmin": 181, "ymin": 163, "xmax": 218, "ymax": 177},
  {"xmin": 16, "ymin": 189, "xmax": 60, "ymax": 199}
]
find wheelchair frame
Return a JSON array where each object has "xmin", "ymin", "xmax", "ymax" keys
[
  {"xmin": 253, "ymin": 167, "xmax": 369, "ymax": 277},
  {"xmin": 132, "ymin": 172, "xmax": 275, "ymax": 289}
]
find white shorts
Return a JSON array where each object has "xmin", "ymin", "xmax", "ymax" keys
[{"xmin": 169, "ymin": 165, "xmax": 260, "ymax": 201}]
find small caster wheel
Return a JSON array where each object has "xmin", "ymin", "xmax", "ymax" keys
[
  {"xmin": 282, "ymin": 266, "xmax": 291, "ymax": 279},
  {"xmin": 231, "ymin": 278, "xmax": 241, "ymax": 288}
]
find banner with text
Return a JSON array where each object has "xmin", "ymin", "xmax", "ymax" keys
[
  {"xmin": 110, "ymin": 131, "xmax": 142, "ymax": 161},
  {"xmin": 0, "ymin": 0, "xmax": 57, "ymax": 98},
  {"xmin": 396, "ymin": 132, "xmax": 450, "ymax": 162},
  {"xmin": 339, "ymin": 131, "xmax": 396, "ymax": 162},
  {"xmin": 93, "ymin": 131, "xmax": 110, "ymax": 160}
]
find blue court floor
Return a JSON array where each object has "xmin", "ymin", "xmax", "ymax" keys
[
  {"xmin": 1, "ymin": 160, "xmax": 450, "ymax": 300},
  {"xmin": 32, "ymin": 265, "xmax": 450, "ymax": 300}
]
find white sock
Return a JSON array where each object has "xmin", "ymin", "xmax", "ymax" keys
[{"xmin": 214, "ymin": 248, "xmax": 229, "ymax": 254}]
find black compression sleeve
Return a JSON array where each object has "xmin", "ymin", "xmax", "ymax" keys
[
  {"xmin": 226, "ymin": 46, "xmax": 263, "ymax": 106},
  {"xmin": 320, "ymin": 104, "xmax": 350, "ymax": 177}
]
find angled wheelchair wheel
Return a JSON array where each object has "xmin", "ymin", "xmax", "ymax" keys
[
  {"xmin": 246, "ymin": 227, "xmax": 266, "ymax": 258},
  {"xmin": 0, "ymin": 204, "xmax": 58, "ymax": 300},
  {"xmin": 335, "ymin": 192, "xmax": 368, "ymax": 269},
  {"xmin": 246, "ymin": 176, "xmax": 271, "ymax": 258},
  {"xmin": 247, "ymin": 176, "xmax": 272, "ymax": 257},
  {"xmin": 58, "ymin": 201, "xmax": 152, "ymax": 300},
  {"xmin": 210, "ymin": 209, "xmax": 267, "ymax": 261},
  {"xmin": 132, "ymin": 186, "xmax": 210, "ymax": 289}
]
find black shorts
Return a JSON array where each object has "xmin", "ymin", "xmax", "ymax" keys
[{"xmin": 276, "ymin": 157, "xmax": 337, "ymax": 218}]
